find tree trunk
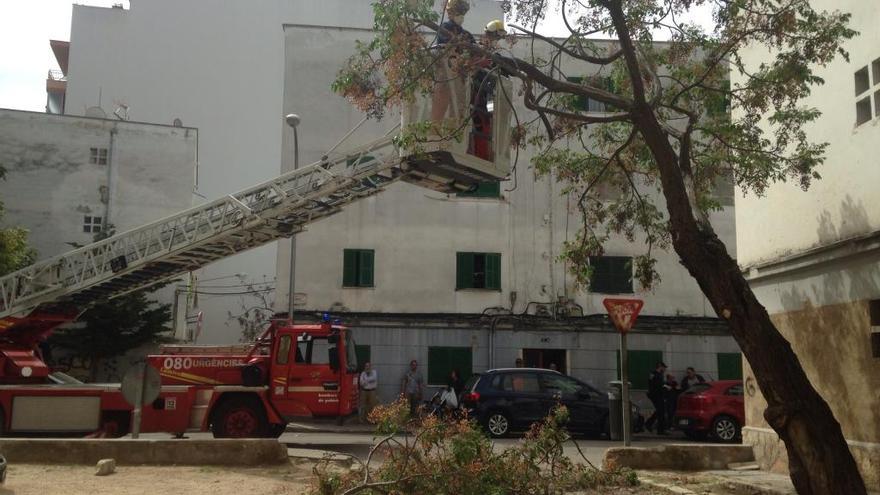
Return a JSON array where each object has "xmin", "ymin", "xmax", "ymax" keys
[{"xmin": 633, "ymin": 107, "xmax": 867, "ymax": 494}]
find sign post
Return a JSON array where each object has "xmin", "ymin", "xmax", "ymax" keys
[
  {"xmin": 603, "ymin": 298, "xmax": 644, "ymax": 447},
  {"xmin": 121, "ymin": 363, "xmax": 161, "ymax": 439}
]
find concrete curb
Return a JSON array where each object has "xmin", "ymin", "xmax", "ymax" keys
[
  {"xmin": 0, "ymin": 438, "xmax": 288, "ymax": 466},
  {"xmin": 603, "ymin": 444, "xmax": 755, "ymax": 471}
]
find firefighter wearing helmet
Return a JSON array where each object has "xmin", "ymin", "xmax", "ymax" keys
[{"xmin": 484, "ymin": 19, "xmax": 507, "ymax": 40}]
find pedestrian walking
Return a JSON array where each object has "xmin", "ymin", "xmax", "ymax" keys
[
  {"xmin": 645, "ymin": 361, "xmax": 668, "ymax": 435},
  {"xmin": 358, "ymin": 361, "xmax": 378, "ymax": 423},
  {"xmin": 400, "ymin": 359, "xmax": 424, "ymax": 417}
]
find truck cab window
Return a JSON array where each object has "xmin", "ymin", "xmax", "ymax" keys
[
  {"xmin": 276, "ymin": 335, "xmax": 292, "ymax": 365},
  {"xmin": 309, "ymin": 338, "xmax": 331, "ymax": 365}
]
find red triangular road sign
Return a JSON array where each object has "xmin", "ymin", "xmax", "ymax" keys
[{"xmin": 603, "ymin": 298, "xmax": 644, "ymax": 334}]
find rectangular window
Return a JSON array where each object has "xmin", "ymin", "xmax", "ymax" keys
[
  {"xmin": 855, "ymin": 66, "xmax": 870, "ymax": 96},
  {"xmin": 857, "ymin": 97, "xmax": 872, "ymax": 126},
  {"xmin": 616, "ymin": 350, "xmax": 663, "ymax": 390},
  {"xmin": 83, "ymin": 215, "xmax": 103, "ymax": 234},
  {"xmin": 589, "ymin": 256, "xmax": 633, "ymax": 294},
  {"xmin": 456, "ymin": 252, "xmax": 501, "ymax": 290},
  {"xmin": 342, "ymin": 249, "xmax": 374, "ymax": 288},
  {"xmin": 566, "ymin": 76, "xmax": 613, "ymax": 113},
  {"xmin": 427, "ymin": 346, "xmax": 472, "ymax": 386},
  {"xmin": 89, "ymin": 147, "xmax": 108, "ymax": 165},
  {"xmin": 717, "ymin": 352, "xmax": 744, "ymax": 380},
  {"xmin": 276, "ymin": 335, "xmax": 292, "ymax": 365},
  {"xmin": 872, "ymin": 59, "xmax": 880, "ymax": 87},
  {"xmin": 458, "ymin": 181, "xmax": 501, "ymax": 198}
]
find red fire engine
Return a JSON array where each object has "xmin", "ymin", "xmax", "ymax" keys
[{"xmin": 0, "ymin": 75, "xmax": 511, "ymax": 437}]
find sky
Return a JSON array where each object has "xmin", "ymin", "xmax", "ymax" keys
[
  {"xmin": 0, "ymin": 0, "xmax": 129, "ymax": 112},
  {"xmin": 0, "ymin": 0, "xmax": 712, "ymax": 113}
]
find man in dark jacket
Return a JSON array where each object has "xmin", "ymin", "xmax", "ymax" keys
[{"xmin": 645, "ymin": 361, "xmax": 668, "ymax": 434}]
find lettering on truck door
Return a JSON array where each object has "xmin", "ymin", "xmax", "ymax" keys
[{"xmin": 287, "ymin": 333, "xmax": 341, "ymax": 417}]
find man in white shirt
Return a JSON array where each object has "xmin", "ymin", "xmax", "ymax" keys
[{"xmin": 358, "ymin": 361, "xmax": 379, "ymax": 423}]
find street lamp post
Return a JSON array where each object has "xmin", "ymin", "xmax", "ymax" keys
[{"xmin": 285, "ymin": 113, "xmax": 301, "ymax": 319}]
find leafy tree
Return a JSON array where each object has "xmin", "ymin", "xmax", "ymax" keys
[
  {"xmin": 333, "ymin": 1, "xmax": 863, "ymax": 493},
  {"xmin": 48, "ymin": 226, "xmax": 173, "ymax": 381},
  {"xmin": 0, "ymin": 167, "xmax": 36, "ymax": 276}
]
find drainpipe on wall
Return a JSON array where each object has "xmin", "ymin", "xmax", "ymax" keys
[{"xmin": 104, "ymin": 126, "xmax": 118, "ymax": 230}]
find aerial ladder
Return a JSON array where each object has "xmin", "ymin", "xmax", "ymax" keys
[{"xmin": 0, "ymin": 75, "xmax": 512, "ymax": 383}]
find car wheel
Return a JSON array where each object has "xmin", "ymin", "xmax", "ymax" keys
[
  {"xmin": 485, "ymin": 411, "xmax": 510, "ymax": 438},
  {"xmin": 711, "ymin": 415, "xmax": 740, "ymax": 443}
]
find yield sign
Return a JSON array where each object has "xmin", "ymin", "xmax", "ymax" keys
[{"xmin": 603, "ymin": 298, "xmax": 644, "ymax": 334}]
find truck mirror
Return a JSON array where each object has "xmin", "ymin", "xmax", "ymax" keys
[{"xmin": 328, "ymin": 348, "xmax": 340, "ymax": 371}]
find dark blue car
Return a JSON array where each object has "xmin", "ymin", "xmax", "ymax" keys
[{"xmin": 460, "ymin": 368, "xmax": 643, "ymax": 438}]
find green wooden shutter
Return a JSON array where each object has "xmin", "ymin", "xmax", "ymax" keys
[
  {"xmin": 616, "ymin": 350, "xmax": 663, "ymax": 390},
  {"xmin": 359, "ymin": 250, "xmax": 374, "ymax": 287},
  {"xmin": 717, "ymin": 353, "xmax": 743, "ymax": 380},
  {"xmin": 612, "ymin": 257, "xmax": 633, "ymax": 293},
  {"xmin": 456, "ymin": 252, "xmax": 474, "ymax": 289},
  {"xmin": 486, "ymin": 253, "xmax": 501, "ymax": 290},
  {"xmin": 355, "ymin": 345, "xmax": 371, "ymax": 372},
  {"xmin": 343, "ymin": 249, "xmax": 357, "ymax": 287},
  {"xmin": 428, "ymin": 347, "xmax": 473, "ymax": 386}
]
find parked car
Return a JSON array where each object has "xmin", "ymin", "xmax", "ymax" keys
[
  {"xmin": 673, "ymin": 380, "xmax": 744, "ymax": 443},
  {"xmin": 459, "ymin": 368, "xmax": 643, "ymax": 438}
]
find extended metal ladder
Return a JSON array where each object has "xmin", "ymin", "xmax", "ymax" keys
[{"xmin": 0, "ymin": 133, "xmax": 476, "ymax": 321}]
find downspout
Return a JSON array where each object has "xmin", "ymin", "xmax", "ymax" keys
[{"xmin": 104, "ymin": 125, "xmax": 118, "ymax": 230}]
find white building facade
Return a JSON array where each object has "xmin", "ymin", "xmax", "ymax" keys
[
  {"xmin": 733, "ymin": 0, "xmax": 880, "ymax": 489},
  {"xmin": 60, "ymin": 0, "xmax": 740, "ymax": 402}
]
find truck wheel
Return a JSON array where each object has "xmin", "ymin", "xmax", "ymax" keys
[{"xmin": 211, "ymin": 397, "xmax": 269, "ymax": 438}]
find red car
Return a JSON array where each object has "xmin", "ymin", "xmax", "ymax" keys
[{"xmin": 673, "ymin": 380, "xmax": 744, "ymax": 442}]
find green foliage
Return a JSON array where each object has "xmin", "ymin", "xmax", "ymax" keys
[
  {"xmin": 0, "ymin": 166, "xmax": 37, "ymax": 276},
  {"xmin": 335, "ymin": 0, "xmax": 855, "ymax": 293},
  {"xmin": 311, "ymin": 401, "xmax": 639, "ymax": 495}
]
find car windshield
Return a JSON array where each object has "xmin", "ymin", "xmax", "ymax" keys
[
  {"xmin": 541, "ymin": 374, "xmax": 583, "ymax": 394},
  {"xmin": 344, "ymin": 330, "xmax": 358, "ymax": 373},
  {"xmin": 463, "ymin": 374, "xmax": 481, "ymax": 392},
  {"xmin": 48, "ymin": 372, "xmax": 84, "ymax": 384}
]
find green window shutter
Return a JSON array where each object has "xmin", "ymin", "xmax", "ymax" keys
[
  {"xmin": 486, "ymin": 253, "xmax": 501, "ymax": 290},
  {"xmin": 616, "ymin": 350, "xmax": 663, "ymax": 390},
  {"xmin": 428, "ymin": 346, "xmax": 473, "ymax": 386},
  {"xmin": 355, "ymin": 345, "xmax": 371, "ymax": 373},
  {"xmin": 358, "ymin": 250, "xmax": 374, "ymax": 287},
  {"xmin": 459, "ymin": 181, "xmax": 501, "ymax": 198},
  {"xmin": 343, "ymin": 249, "xmax": 357, "ymax": 287},
  {"xmin": 717, "ymin": 353, "xmax": 743, "ymax": 380},
  {"xmin": 456, "ymin": 252, "xmax": 474, "ymax": 289},
  {"xmin": 590, "ymin": 256, "xmax": 633, "ymax": 294}
]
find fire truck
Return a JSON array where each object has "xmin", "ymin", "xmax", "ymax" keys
[{"xmin": 0, "ymin": 77, "xmax": 511, "ymax": 437}]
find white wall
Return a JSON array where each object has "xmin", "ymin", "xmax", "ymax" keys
[
  {"xmin": 64, "ymin": 0, "xmax": 502, "ymax": 343},
  {"xmin": 281, "ymin": 28, "xmax": 736, "ymax": 317},
  {"xmin": 0, "ymin": 108, "xmax": 196, "ymax": 259},
  {"xmin": 734, "ymin": 0, "xmax": 880, "ymax": 269}
]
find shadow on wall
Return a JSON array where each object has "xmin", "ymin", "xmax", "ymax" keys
[{"xmin": 770, "ymin": 195, "xmax": 880, "ymax": 443}]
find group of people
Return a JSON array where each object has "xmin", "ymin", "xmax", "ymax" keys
[
  {"xmin": 645, "ymin": 362, "xmax": 705, "ymax": 435},
  {"xmin": 357, "ymin": 359, "xmax": 465, "ymax": 423}
]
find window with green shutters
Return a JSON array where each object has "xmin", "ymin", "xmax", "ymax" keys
[
  {"xmin": 566, "ymin": 76, "xmax": 614, "ymax": 113},
  {"xmin": 589, "ymin": 256, "xmax": 633, "ymax": 294},
  {"xmin": 427, "ymin": 346, "xmax": 473, "ymax": 386},
  {"xmin": 717, "ymin": 353, "xmax": 743, "ymax": 380},
  {"xmin": 456, "ymin": 252, "xmax": 501, "ymax": 290},
  {"xmin": 458, "ymin": 181, "xmax": 501, "ymax": 198},
  {"xmin": 616, "ymin": 350, "xmax": 663, "ymax": 390},
  {"xmin": 343, "ymin": 249, "xmax": 374, "ymax": 288}
]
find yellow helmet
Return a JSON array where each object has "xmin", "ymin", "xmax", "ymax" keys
[
  {"xmin": 445, "ymin": 0, "xmax": 470, "ymax": 16},
  {"xmin": 485, "ymin": 19, "xmax": 506, "ymax": 35}
]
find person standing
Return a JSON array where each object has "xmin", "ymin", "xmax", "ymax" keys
[
  {"xmin": 401, "ymin": 360, "xmax": 424, "ymax": 417},
  {"xmin": 448, "ymin": 369, "xmax": 464, "ymax": 397},
  {"xmin": 358, "ymin": 361, "xmax": 378, "ymax": 423},
  {"xmin": 664, "ymin": 373, "xmax": 681, "ymax": 424},
  {"xmin": 645, "ymin": 361, "xmax": 668, "ymax": 435},
  {"xmin": 680, "ymin": 367, "xmax": 705, "ymax": 391}
]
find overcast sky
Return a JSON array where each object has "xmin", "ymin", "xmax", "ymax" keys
[{"xmin": 0, "ymin": 0, "xmax": 712, "ymax": 113}]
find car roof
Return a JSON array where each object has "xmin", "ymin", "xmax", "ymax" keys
[{"xmin": 485, "ymin": 367, "xmax": 561, "ymax": 374}]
